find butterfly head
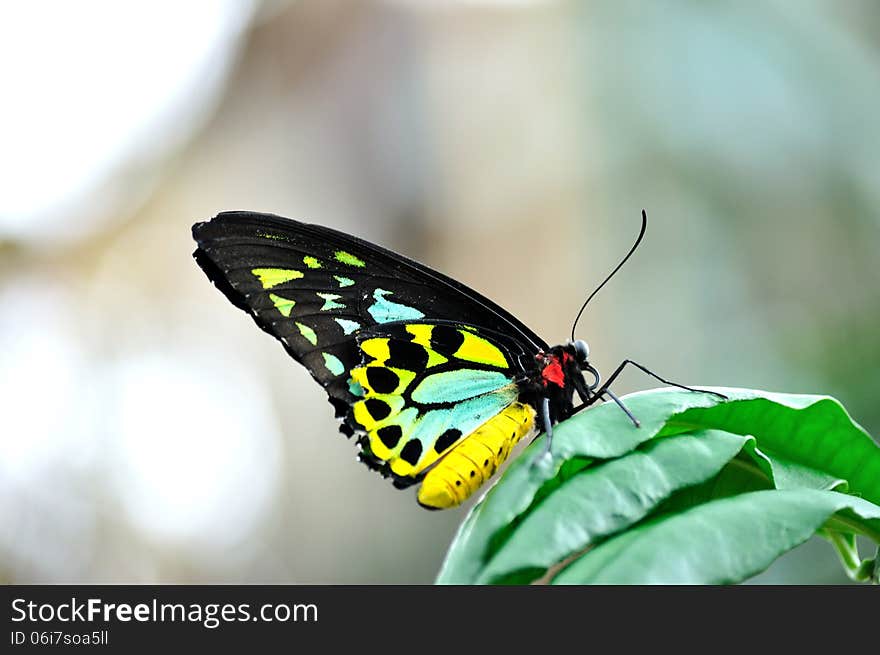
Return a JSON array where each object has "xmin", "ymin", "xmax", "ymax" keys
[{"xmin": 573, "ymin": 339, "xmax": 590, "ymax": 368}]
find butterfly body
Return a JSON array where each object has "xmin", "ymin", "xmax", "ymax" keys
[{"xmin": 193, "ymin": 211, "xmax": 594, "ymax": 509}]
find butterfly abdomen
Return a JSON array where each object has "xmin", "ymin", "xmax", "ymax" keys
[{"xmin": 417, "ymin": 402, "xmax": 536, "ymax": 510}]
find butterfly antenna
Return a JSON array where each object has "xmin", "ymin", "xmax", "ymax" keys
[{"xmin": 570, "ymin": 210, "xmax": 648, "ymax": 342}]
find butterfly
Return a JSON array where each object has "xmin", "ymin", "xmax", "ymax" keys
[{"xmin": 192, "ymin": 210, "xmax": 713, "ymax": 509}]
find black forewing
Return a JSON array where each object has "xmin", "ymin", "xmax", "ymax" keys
[{"xmin": 192, "ymin": 211, "xmax": 547, "ymax": 408}]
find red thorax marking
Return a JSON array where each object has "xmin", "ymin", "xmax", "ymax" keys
[{"xmin": 540, "ymin": 354, "xmax": 566, "ymax": 388}]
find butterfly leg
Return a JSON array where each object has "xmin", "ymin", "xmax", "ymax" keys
[
  {"xmin": 529, "ymin": 397, "xmax": 556, "ymax": 473},
  {"xmin": 570, "ymin": 360, "xmax": 727, "ymax": 426},
  {"xmin": 603, "ymin": 389, "xmax": 641, "ymax": 427},
  {"xmin": 595, "ymin": 359, "xmax": 728, "ymax": 401},
  {"xmin": 540, "ymin": 396, "xmax": 553, "ymax": 447}
]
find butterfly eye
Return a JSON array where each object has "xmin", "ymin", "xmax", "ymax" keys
[{"xmin": 573, "ymin": 339, "xmax": 590, "ymax": 364}]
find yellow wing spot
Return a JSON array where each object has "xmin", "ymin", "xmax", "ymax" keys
[
  {"xmin": 405, "ymin": 324, "xmax": 433, "ymax": 347},
  {"xmin": 417, "ymin": 402, "xmax": 536, "ymax": 509},
  {"xmin": 349, "ymin": 366, "xmax": 416, "ymax": 396},
  {"xmin": 365, "ymin": 407, "xmax": 418, "ymax": 460},
  {"xmin": 349, "ymin": 367, "xmax": 369, "ymax": 389},
  {"xmin": 303, "ymin": 256, "xmax": 321, "ymax": 269},
  {"xmin": 268, "ymin": 293, "xmax": 296, "ymax": 318},
  {"xmin": 352, "ymin": 395, "xmax": 406, "ymax": 432},
  {"xmin": 295, "ymin": 322, "xmax": 318, "ymax": 346},
  {"xmin": 335, "ymin": 250, "xmax": 366, "ymax": 267},
  {"xmin": 369, "ymin": 434, "xmax": 397, "ymax": 462},
  {"xmin": 455, "ymin": 331, "xmax": 509, "ymax": 368},
  {"xmin": 403, "ymin": 324, "xmax": 448, "ymax": 367},
  {"xmin": 251, "ymin": 268, "xmax": 304, "ymax": 289},
  {"xmin": 390, "ymin": 455, "xmax": 418, "ymax": 478},
  {"xmin": 360, "ymin": 338, "xmax": 390, "ymax": 365}
]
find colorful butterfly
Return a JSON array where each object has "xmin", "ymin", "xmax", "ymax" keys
[{"xmin": 192, "ymin": 210, "xmax": 710, "ymax": 509}]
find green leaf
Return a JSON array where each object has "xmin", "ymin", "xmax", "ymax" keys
[
  {"xmin": 552, "ymin": 489, "xmax": 880, "ymax": 584},
  {"xmin": 662, "ymin": 390, "xmax": 879, "ymax": 504},
  {"xmin": 436, "ymin": 388, "xmax": 880, "ymax": 585},
  {"xmin": 436, "ymin": 389, "xmax": 723, "ymax": 585},
  {"xmin": 653, "ymin": 454, "xmax": 773, "ymax": 516},
  {"xmin": 473, "ymin": 430, "xmax": 749, "ymax": 584}
]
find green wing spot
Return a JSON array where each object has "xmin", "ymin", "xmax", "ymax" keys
[
  {"xmin": 303, "ymin": 256, "xmax": 322, "ymax": 269},
  {"xmin": 348, "ymin": 378, "xmax": 365, "ymax": 397},
  {"xmin": 368, "ymin": 289, "xmax": 425, "ymax": 323},
  {"xmin": 269, "ymin": 293, "xmax": 296, "ymax": 318},
  {"xmin": 257, "ymin": 232, "xmax": 285, "ymax": 241},
  {"xmin": 335, "ymin": 250, "xmax": 366, "ymax": 268},
  {"xmin": 322, "ymin": 352, "xmax": 346, "ymax": 376},
  {"xmin": 411, "ymin": 369, "xmax": 512, "ymax": 404},
  {"xmin": 251, "ymin": 268, "xmax": 304, "ymax": 289},
  {"xmin": 334, "ymin": 275, "xmax": 355, "ymax": 288},
  {"xmin": 317, "ymin": 292, "xmax": 346, "ymax": 311},
  {"xmin": 335, "ymin": 318, "xmax": 360, "ymax": 335},
  {"xmin": 296, "ymin": 322, "xmax": 318, "ymax": 346}
]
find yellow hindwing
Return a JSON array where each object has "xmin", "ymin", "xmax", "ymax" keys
[{"xmin": 417, "ymin": 402, "xmax": 536, "ymax": 509}]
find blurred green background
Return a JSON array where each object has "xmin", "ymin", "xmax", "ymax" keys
[{"xmin": 1, "ymin": 0, "xmax": 878, "ymax": 584}]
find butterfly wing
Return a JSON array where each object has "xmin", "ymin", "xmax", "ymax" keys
[
  {"xmin": 192, "ymin": 211, "xmax": 545, "ymax": 495},
  {"xmin": 348, "ymin": 321, "xmax": 530, "ymax": 483}
]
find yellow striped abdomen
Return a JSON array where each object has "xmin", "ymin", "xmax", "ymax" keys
[{"xmin": 417, "ymin": 402, "xmax": 536, "ymax": 510}]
